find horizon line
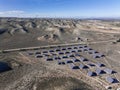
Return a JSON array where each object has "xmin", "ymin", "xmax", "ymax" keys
[{"xmin": 0, "ymin": 16, "xmax": 120, "ymax": 20}]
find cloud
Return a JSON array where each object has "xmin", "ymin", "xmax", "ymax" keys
[{"xmin": 0, "ymin": 10, "xmax": 25, "ymax": 15}]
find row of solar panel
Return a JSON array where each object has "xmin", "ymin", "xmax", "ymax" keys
[
  {"xmin": 27, "ymin": 45, "xmax": 88, "ymax": 55},
  {"xmin": 69, "ymin": 63, "xmax": 118, "ymax": 83},
  {"xmin": 35, "ymin": 53, "xmax": 81, "ymax": 59},
  {"xmin": 88, "ymin": 71, "xmax": 118, "ymax": 83},
  {"xmin": 28, "ymin": 45, "xmax": 105, "ymax": 60},
  {"xmin": 57, "ymin": 60, "xmax": 105, "ymax": 67},
  {"xmin": 29, "ymin": 49, "xmax": 81, "ymax": 56},
  {"xmin": 70, "ymin": 63, "xmax": 115, "ymax": 74}
]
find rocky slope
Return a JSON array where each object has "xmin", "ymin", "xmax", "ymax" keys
[{"xmin": 0, "ymin": 18, "xmax": 120, "ymax": 49}]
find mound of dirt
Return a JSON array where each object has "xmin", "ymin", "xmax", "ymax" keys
[
  {"xmin": 15, "ymin": 24, "xmax": 23, "ymax": 29},
  {"xmin": 25, "ymin": 22, "xmax": 36, "ymax": 28},
  {"xmin": 37, "ymin": 33, "xmax": 59, "ymax": 42},
  {"xmin": 73, "ymin": 29, "xmax": 80, "ymax": 36},
  {"xmin": 9, "ymin": 28, "xmax": 28, "ymax": 35}
]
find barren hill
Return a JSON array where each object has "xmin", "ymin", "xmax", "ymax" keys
[{"xmin": 0, "ymin": 18, "xmax": 120, "ymax": 49}]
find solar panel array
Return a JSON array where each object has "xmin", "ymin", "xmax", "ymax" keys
[{"xmin": 26, "ymin": 44, "xmax": 119, "ymax": 84}]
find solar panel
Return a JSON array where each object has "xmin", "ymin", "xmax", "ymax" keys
[{"xmin": 87, "ymin": 71, "xmax": 97, "ymax": 76}]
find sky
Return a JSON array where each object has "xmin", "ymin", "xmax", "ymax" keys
[{"xmin": 0, "ymin": 0, "xmax": 120, "ymax": 18}]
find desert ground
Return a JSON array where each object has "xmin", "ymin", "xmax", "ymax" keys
[{"xmin": 0, "ymin": 18, "xmax": 120, "ymax": 90}]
